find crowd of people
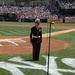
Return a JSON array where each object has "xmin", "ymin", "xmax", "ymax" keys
[
  {"xmin": 60, "ymin": 0, "xmax": 75, "ymax": 8},
  {"xmin": 0, "ymin": 0, "xmax": 74, "ymax": 20},
  {"xmin": 0, "ymin": 5, "xmax": 52, "ymax": 19}
]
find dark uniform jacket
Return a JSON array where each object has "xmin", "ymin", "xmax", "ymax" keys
[{"xmin": 30, "ymin": 26, "xmax": 42, "ymax": 43}]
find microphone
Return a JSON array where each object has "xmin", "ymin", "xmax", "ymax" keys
[{"xmin": 50, "ymin": 21, "xmax": 54, "ymax": 24}]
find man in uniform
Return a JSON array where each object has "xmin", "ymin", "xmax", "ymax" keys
[{"xmin": 30, "ymin": 19, "xmax": 42, "ymax": 61}]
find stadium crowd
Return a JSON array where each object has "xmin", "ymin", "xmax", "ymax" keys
[
  {"xmin": 60, "ymin": 0, "xmax": 75, "ymax": 8},
  {"xmin": 0, "ymin": 5, "xmax": 53, "ymax": 19}
]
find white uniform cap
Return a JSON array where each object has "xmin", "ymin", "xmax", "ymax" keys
[{"xmin": 35, "ymin": 18, "xmax": 40, "ymax": 23}]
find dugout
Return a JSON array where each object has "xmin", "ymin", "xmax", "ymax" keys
[
  {"xmin": 4, "ymin": 13, "xmax": 17, "ymax": 22},
  {"xmin": 24, "ymin": 18, "xmax": 47, "ymax": 23},
  {"xmin": 0, "ymin": 14, "xmax": 4, "ymax": 21}
]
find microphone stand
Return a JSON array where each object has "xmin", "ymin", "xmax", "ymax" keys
[{"xmin": 47, "ymin": 22, "xmax": 52, "ymax": 75}]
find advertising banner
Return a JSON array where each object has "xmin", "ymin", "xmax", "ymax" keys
[
  {"xmin": 47, "ymin": 18, "xmax": 63, "ymax": 23},
  {"xmin": 65, "ymin": 18, "xmax": 75, "ymax": 23}
]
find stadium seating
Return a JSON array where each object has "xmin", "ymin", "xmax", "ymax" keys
[{"xmin": 0, "ymin": 6, "xmax": 51, "ymax": 19}]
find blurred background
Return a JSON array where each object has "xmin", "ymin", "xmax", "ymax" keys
[{"xmin": 0, "ymin": 0, "xmax": 75, "ymax": 23}]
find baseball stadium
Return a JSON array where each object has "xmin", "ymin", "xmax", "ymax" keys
[{"xmin": 0, "ymin": 0, "xmax": 75, "ymax": 75}]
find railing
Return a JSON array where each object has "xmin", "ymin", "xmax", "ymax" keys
[{"xmin": 56, "ymin": 0, "xmax": 64, "ymax": 9}]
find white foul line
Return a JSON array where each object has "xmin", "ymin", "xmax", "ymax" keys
[
  {"xmin": 42, "ymin": 28, "xmax": 75, "ymax": 38},
  {"xmin": 5, "ymin": 39, "xmax": 18, "ymax": 46},
  {"xmin": 0, "ymin": 38, "xmax": 26, "ymax": 46}
]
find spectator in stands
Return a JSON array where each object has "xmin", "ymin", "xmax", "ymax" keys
[{"xmin": 0, "ymin": 5, "xmax": 51, "ymax": 19}]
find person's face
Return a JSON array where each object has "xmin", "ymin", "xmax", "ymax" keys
[{"xmin": 35, "ymin": 22, "xmax": 39, "ymax": 27}]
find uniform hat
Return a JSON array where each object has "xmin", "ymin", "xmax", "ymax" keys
[{"xmin": 35, "ymin": 18, "xmax": 40, "ymax": 23}]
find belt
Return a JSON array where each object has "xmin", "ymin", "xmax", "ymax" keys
[{"xmin": 32, "ymin": 36, "xmax": 40, "ymax": 38}]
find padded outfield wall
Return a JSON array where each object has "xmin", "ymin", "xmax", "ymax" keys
[{"xmin": 0, "ymin": 13, "xmax": 75, "ymax": 23}]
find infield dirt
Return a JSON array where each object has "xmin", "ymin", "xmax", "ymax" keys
[{"xmin": 0, "ymin": 24, "xmax": 75, "ymax": 54}]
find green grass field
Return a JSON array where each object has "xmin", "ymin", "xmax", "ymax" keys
[
  {"xmin": 0, "ymin": 22, "xmax": 64, "ymax": 36},
  {"xmin": 0, "ymin": 22, "xmax": 75, "ymax": 75}
]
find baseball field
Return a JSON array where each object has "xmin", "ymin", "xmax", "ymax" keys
[{"xmin": 0, "ymin": 21, "xmax": 75, "ymax": 75}]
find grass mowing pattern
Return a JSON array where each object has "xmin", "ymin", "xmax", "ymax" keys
[
  {"xmin": 50, "ymin": 31, "xmax": 75, "ymax": 75},
  {"xmin": 51, "ymin": 31, "xmax": 75, "ymax": 58},
  {"xmin": 0, "ymin": 26, "xmax": 30, "ymax": 36},
  {"xmin": 0, "ymin": 26, "xmax": 63, "ymax": 36},
  {"xmin": 0, "ymin": 22, "xmax": 75, "ymax": 75}
]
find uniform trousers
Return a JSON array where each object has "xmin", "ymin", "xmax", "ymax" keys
[{"xmin": 32, "ymin": 42, "xmax": 41, "ymax": 60}]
